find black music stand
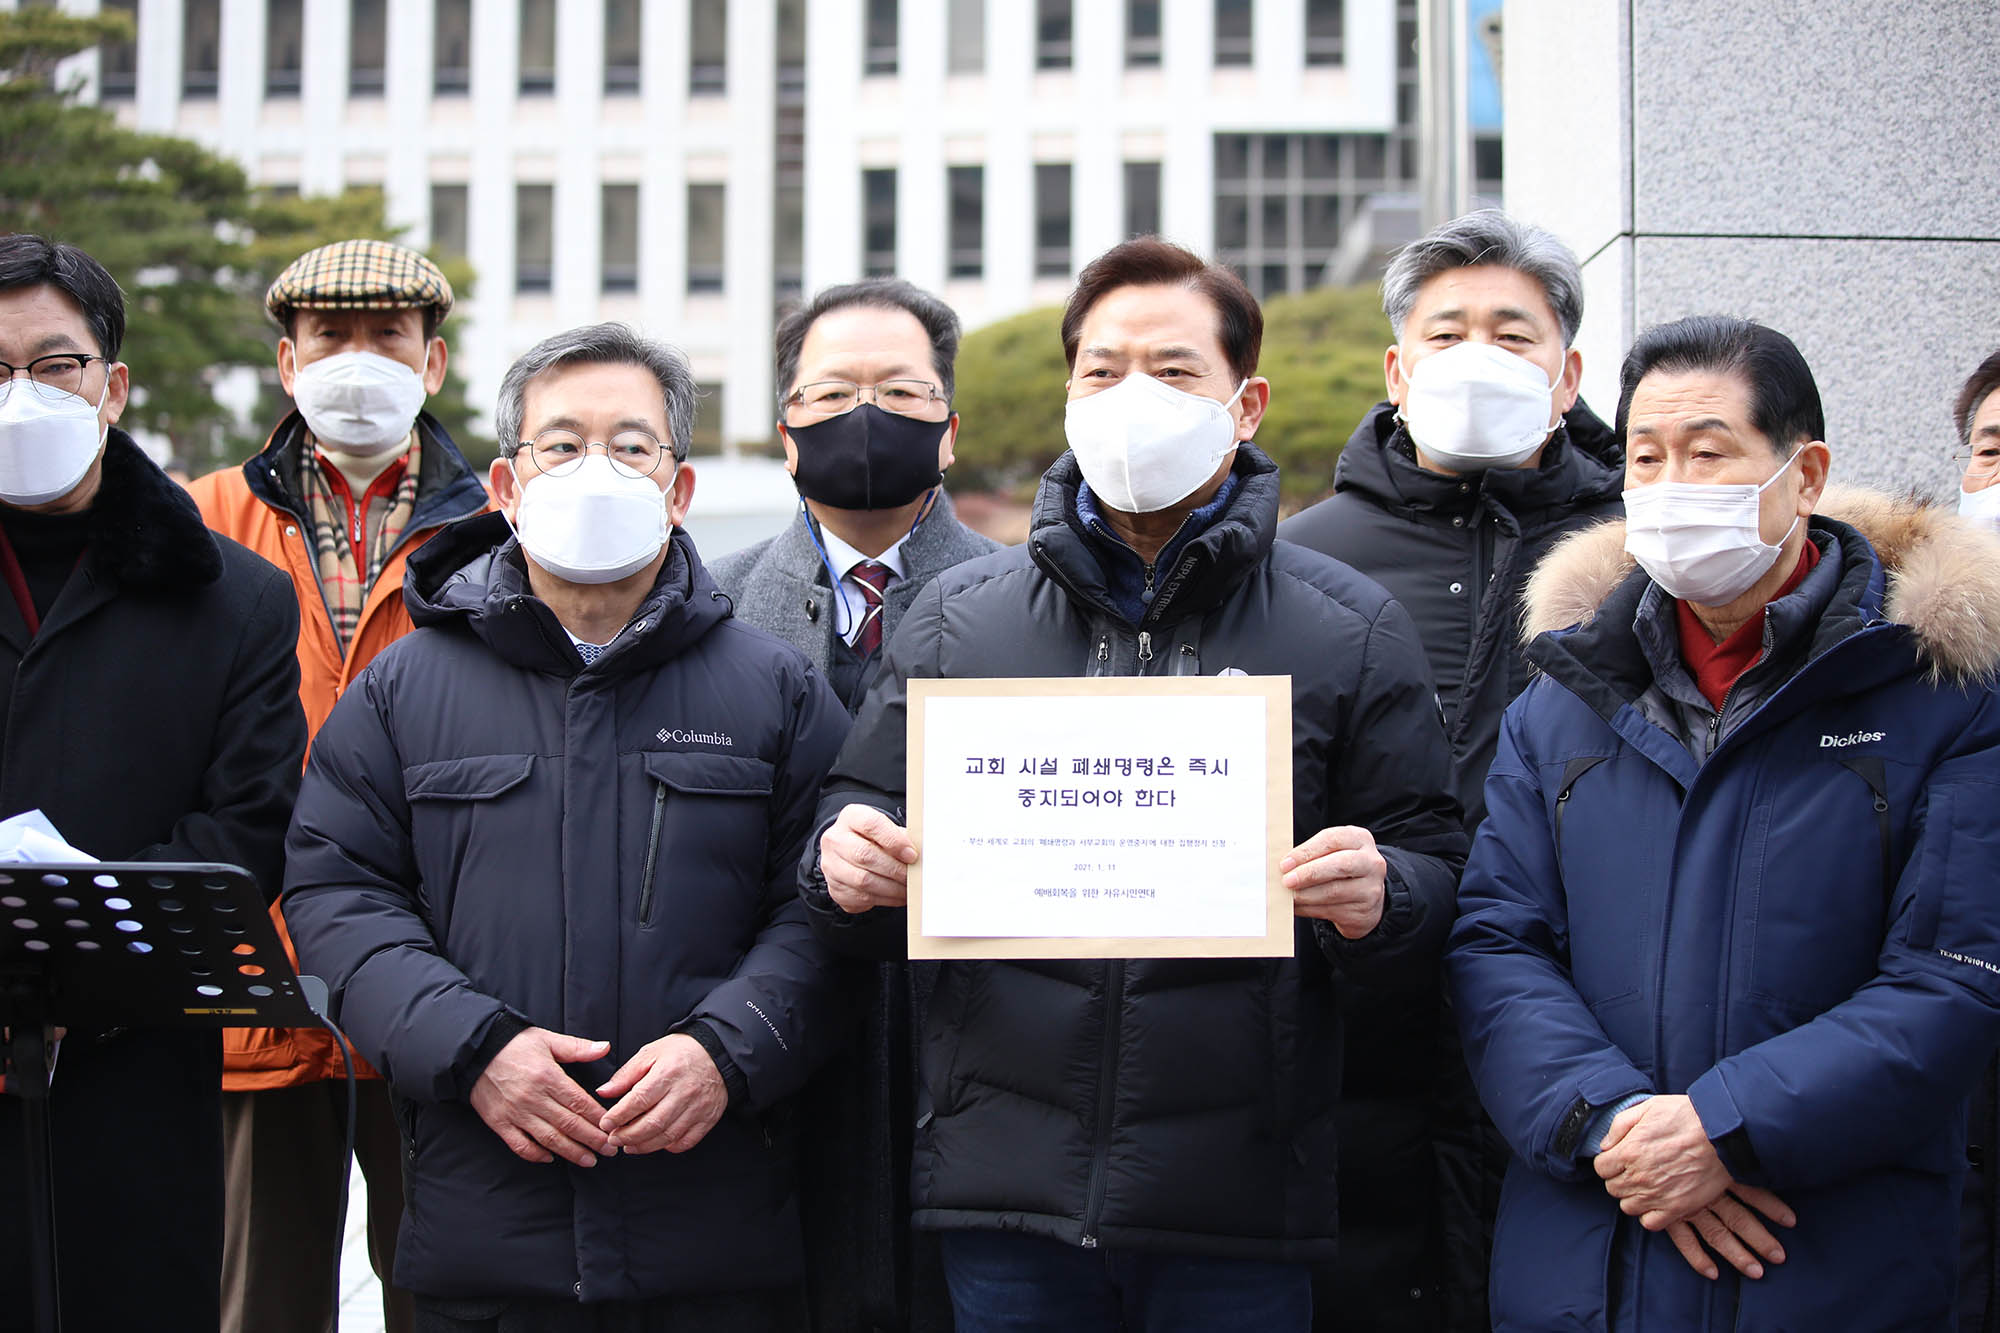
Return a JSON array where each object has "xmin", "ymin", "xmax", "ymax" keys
[{"xmin": 0, "ymin": 861, "xmax": 318, "ymax": 1333}]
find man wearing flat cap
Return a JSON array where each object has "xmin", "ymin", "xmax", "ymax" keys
[{"xmin": 188, "ymin": 237, "xmax": 488, "ymax": 1333}]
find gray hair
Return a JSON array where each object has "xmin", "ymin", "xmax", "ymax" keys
[
  {"xmin": 496, "ymin": 323, "xmax": 699, "ymax": 461},
  {"xmin": 773, "ymin": 278, "xmax": 962, "ymax": 404},
  {"xmin": 1381, "ymin": 209, "xmax": 1584, "ymax": 346}
]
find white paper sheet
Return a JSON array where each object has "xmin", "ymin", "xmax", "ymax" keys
[{"xmin": 919, "ymin": 691, "xmax": 1270, "ymax": 939}]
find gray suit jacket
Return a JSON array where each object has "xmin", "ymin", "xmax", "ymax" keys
[{"xmin": 708, "ymin": 494, "xmax": 1003, "ymax": 682}]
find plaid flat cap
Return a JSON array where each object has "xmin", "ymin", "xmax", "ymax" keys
[{"xmin": 265, "ymin": 239, "xmax": 454, "ymax": 323}]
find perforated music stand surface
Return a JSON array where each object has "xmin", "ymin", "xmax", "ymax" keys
[{"xmin": 0, "ymin": 861, "xmax": 316, "ymax": 1333}]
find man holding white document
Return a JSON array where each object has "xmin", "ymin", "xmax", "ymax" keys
[{"xmin": 801, "ymin": 238, "xmax": 1467, "ymax": 1331}]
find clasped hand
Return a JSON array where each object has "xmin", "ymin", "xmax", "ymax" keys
[
  {"xmin": 469, "ymin": 1027, "xmax": 726, "ymax": 1166},
  {"xmin": 1594, "ymin": 1095, "xmax": 1796, "ymax": 1282}
]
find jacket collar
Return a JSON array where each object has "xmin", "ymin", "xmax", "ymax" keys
[
  {"xmin": 404, "ymin": 512, "xmax": 731, "ymax": 675},
  {"xmin": 769, "ymin": 488, "xmax": 972, "ymax": 591},
  {"xmin": 1028, "ymin": 443, "xmax": 1280, "ymax": 627},
  {"xmin": 69, "ymin": 429, "xmax": 224, "ymax": 593},
  {"xmin": 1525, "ymin": 486, "xmax": 2000, "ymax": 693},
  {"xmin": 1331, "ymin": 399, "xmax": 1624, "ymax": 522},
  {"xmin": 244, "ymin": 410, "xmax": 488, "ymax": 533}
]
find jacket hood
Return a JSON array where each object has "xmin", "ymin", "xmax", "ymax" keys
[
  {"xmin": 1331, "ymin": 398, "xmax": 1623, "ymax": 520},
  {"xmin": 1029, "ymin": 442, "xmax": 1280, "ymax": 626},
  {"xmin": 1524, "ymin": 484, "xmax": 2000, "ymax": 685},
  {"xmin": 403, "ymin": 511, "xmax": 731, "ymax": 673}
]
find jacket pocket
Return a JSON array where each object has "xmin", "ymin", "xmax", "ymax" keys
[
  {"xmin": 404, "ymin": 753, "xmax": 534, "ymax": 802},
  {"xmin": 637, "ymin": 750, "xmax": 775, "ymax": 927}
]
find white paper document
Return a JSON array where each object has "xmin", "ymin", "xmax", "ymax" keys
[{"xmin": 916, "ymin": 685, "xmax": 1276, "ymax": 941}]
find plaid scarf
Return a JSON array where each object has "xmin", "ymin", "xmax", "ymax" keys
[{"xmin": 298, "ymin": 429, "xmax": 421, "ymax": 650}]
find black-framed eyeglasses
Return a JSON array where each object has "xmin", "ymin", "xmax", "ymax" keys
[
  {"xmin": 0, "ymin": 353, "xmax": 110, "ymax": 403},
  {"xmin": 517, "ymin": 428, "xmax": 673, "ymax": 478},
  {"xmin": 781, "ymin": 378, "xmax": 948, "ymax": 422}
]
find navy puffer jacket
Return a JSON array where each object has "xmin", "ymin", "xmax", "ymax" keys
[
  {"xmin": 1450, "ymin": 492, "xmax": 2000, "ymax": 1332},
  {"xmin": 284, "ymin": 515, "xmax": 851, "ymax": 1302}
]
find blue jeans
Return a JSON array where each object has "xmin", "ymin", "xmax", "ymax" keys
[{"xmin": 939, "ymin": 1229, "xmax": 1312, "ymax": 1332}]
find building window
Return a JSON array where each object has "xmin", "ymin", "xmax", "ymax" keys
[
  {"xmin": 516, "ymin": 184, "xmax": 554, "ymax": 294},
  {"xmin": 690, "ymin": 0, "xmax": 727, "ymax": 95},
  {"xmin": 1305, "ymin": 0, "xmax": 1343, "ymax": 65},
  {"xmin": 948, "ymin": 166, "xmax": 983, "ymax": 279},
  {"xmin": 1124, "ymin": 161, "xmax": 1161, "ymax": 238},
  {"xmin": 601, "ymin": 185, "xmax": 640, "ymax": 294},
  {"xmin": 947, "ymin": 0, "xmax": 984, "ymax": 75},
  {"xmin": 687, "ymin": 183, "xmax": 726, "ymax": 294},
  {"xmin": 1214, "ymin": 132, "xmax": 1389, "ymax": 299},
  {"xmin": 264, "ymin": 0, "xmax": 302, "ymax": 96},
  {"xmin": 605, "ymin": 0, "xmax": 642, "ymax": 94},
  {"xmin": 1036, "ymin": 0, "xmax": 1072, "ymax": 70},
  {"xmin": 865, "ymin": 0, "xmax": 898, "ymax": 77},
  {"xmin": 691, "ymin": 382, "xmax": 724, "ymax": 453},
  {"xmin": 435, "ymin": 0, "xmax": 472, "ymax": 95},
  {"xmin": 1125, "ymin": 1, "xmax": 1161, "ymax": 68},
  {"xmin": 182, "ymin": 0, "xmax": 220, "ymax": 99},
  {"xmin": 1214, "ymin": 0, "xmax": 1253, "ymax": 67},
  {"xmin": 431, "ymin": 184, "xmax": 469, "ymax": 260},
  {"xmin": 520, "ymin": 0, "xmax": 557, "ymax": 94},
  {"xmin": 350, "ymin": 0, "xmax": 387, "ymax": 96},
  {"xmin": 1474, "ymin": 133, "xmax": 1503, "ymax": 201},
  {"xmin": 99, "ymin": 0, "xmax": 138, "ymax": 100},
  {"xmin": 1034, "ymin": 163, "xmax": 1072, "ymax": 278},
  {"xmin": 861, "ymin": 169, "xmax": 897, "ymax": 278},
  {"xmin": 774, "ymin": 0, "xmax": 806, "ymax": 309}
]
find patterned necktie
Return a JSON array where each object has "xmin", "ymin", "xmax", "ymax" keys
[
  {"xmin": 851, "ymin": 560, "xmax": 891, "ymax": 659},
  {"xmin": 575, "ymin": 640, "xmax": 605, "ymax": 667}
]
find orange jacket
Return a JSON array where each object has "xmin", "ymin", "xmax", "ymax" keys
[{"xmin": 188, "ymin": 413, "xmax": 488, "ymax": 1090}]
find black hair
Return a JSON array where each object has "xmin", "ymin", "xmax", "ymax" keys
[
  {"xmin": 1616, "ymin": 315, "xmax": 1823, "ymax": 457},
  {"xmin": 1954, "ymin": 350, "xmax": 2000, "ymax": 448},
  {"xmin": 773, "ymin": 278, "xmax": 961, "ymax": 403},
  {"xmin": 0, "ymin": 233, "xmax": 127, "ymax": 361}
]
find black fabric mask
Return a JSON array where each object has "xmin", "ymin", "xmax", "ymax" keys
[{"xmin": 788, "ymin": 404, "xmax": 948, "ymax": 511}]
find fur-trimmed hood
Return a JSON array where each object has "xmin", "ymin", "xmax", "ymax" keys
[{"xmin": 1523, "ymin": 484, "xmax": 2000, "ymax": 685}]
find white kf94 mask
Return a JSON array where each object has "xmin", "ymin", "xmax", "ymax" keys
[
  {"xmin": 0, "ymin": 377, "xmax": 109, "ymax": 506},
  {"xmin": 1622, "ymin": 446, "xmax": 1806, "ymax": 605},
  {"xmin": 1398, "ymin": 340, "xmax": 1563, "ymax": 471},
  {"xmin": 513, "ymin": 454, "xmax": 670, "ymax": 584},
  {"xmin": 291, "ymin": 350, "xmax": 427, "ymax": 456},
  {"xmin": 1064, "ymin": 372, "xmax": 1247, "ymax": 514}
]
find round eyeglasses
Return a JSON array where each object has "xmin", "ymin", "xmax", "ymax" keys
[
  {"xmin": 518, "ymin": 428, "xmax": 672, "ymax": 478},
  {"xmin": 0, "ymin": 353, "xmax": 110, "ymax": 404},
  {"xmin": 782, "ymin": 379, "xmax": 948, "ymax": 423}
]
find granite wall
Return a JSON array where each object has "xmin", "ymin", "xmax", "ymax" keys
[{"xmin": 1502, "ymin": 2, "xmax": 2000, "ymax": 497}]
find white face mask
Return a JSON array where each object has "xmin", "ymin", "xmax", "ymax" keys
[
  {"xmin": 1398, "ymin": 340, "xmax": 1563, "ymax": 471},
  {"xmin": 0, "ymin": 377, "xmax": 109, "ymax": 506},
  {"xmin": 1064, "ymin": 373, "xmax": 1247, "ymax": 514},
  {"xmin": 291, "ymin": 350, "xmax": 427, "ymax": 456},
  {"xmin": 1623, "ymin": 447, "xmax": 1806, "ymax": 605},
  {"xmin": 1959, "ymin": 483, "xmax": 2000, "ymax": 531},
  {"xmin": 512, "ymin": 454, "xmax": 670, "ymax": 585}
]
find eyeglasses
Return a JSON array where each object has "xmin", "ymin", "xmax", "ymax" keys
[
  {"xmin": 517, "ymin": 428, "xmax": 672, "ymax": 478},
  {"xmin": 1954, "ymin": 448, "xmax": 2000, "ymax": 477},
  {"xmin": 0, "ymin": 353, "xmax": 110, "ymax": 403},
  {"xmin": 782, "ymin": 379, "xmax": 948, "ymax": 422}
]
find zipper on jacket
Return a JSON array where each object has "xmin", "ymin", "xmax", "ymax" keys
[
  {"xmin": 1079, "ymin": 959, "xmax": 1126, "ymax": 1248},
  {"xmin": 1137, "ymin": 631, "xmax": 1153, "ymax": 664},
  {"xmin": 637, "ymin": 781, "xmax": 667, "ymax": 926},
  {"xmin": 1096, "ymin": 636, "xmax": 1109, "ymax": 664},
  {"xmin": 1552, "ymin": 756, "xmax": 1610, "ymax": 861}
]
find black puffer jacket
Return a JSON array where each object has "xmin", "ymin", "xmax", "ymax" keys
[
  {"xmin": 802, "ymin": 444, "xmax": 1467, "ymax": 1261},
  {"xmin": 284, "ymin": 516, "xmax": 851, "ymax": 1302},
  {"xmin": 1277, "ymin": 402, "xmax": 1621, "ymax": 1330},
  {"xmin": 1279, "ymin": 400, "xmax": 1623, "ymax": 827}
]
